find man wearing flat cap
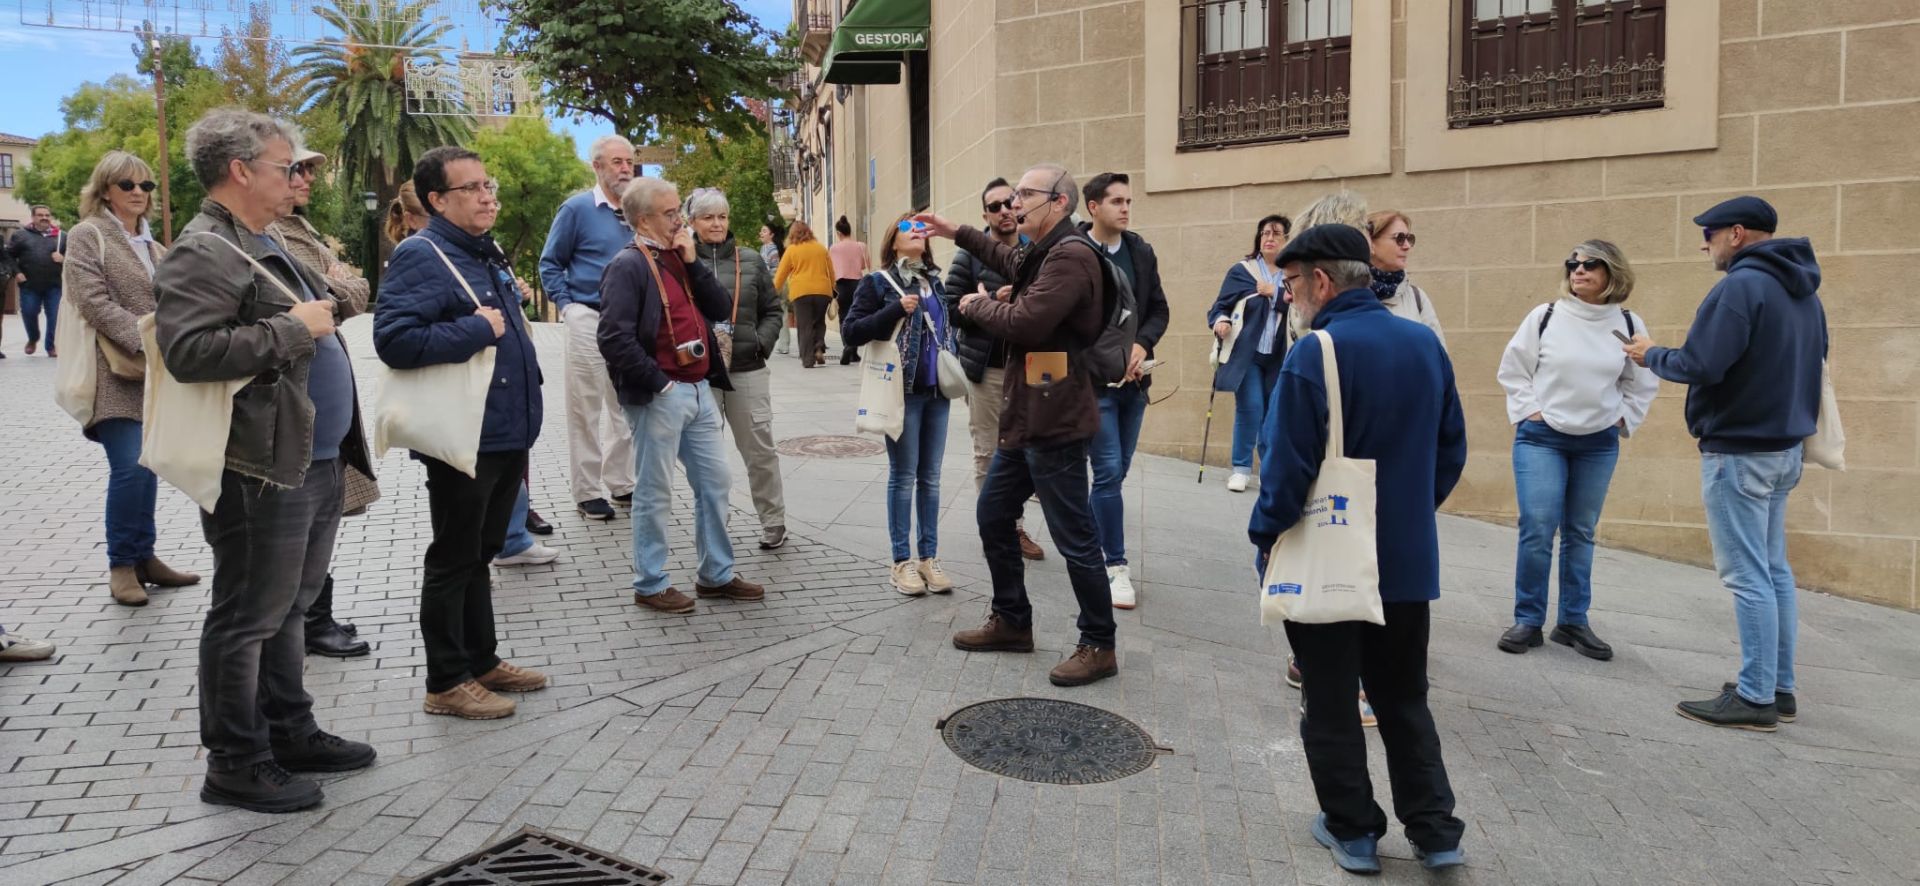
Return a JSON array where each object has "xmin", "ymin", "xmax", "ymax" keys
[
  {"xmin": 1625, "ymin": 195, "xmax": 1827, "ymax": 733},
  {"xmin": 1249, "ymin": 223, "xmax": 1468, "ymax": 875}
]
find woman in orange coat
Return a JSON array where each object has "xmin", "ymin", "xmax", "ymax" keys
[{"xmin": 773, "ymin": 220, "xmax": 836, "ymax": 368}]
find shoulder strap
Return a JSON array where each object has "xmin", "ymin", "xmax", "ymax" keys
[
  {"xmin": 185, "ymin": 232, "xmax": 301, "ymax": 303},
  {"xmin": 420, "ymin": 239, "xmax": 484, "ymax": 308},
  {"xmin": 1621, "ymin": 307, "xmax": 1635, "ymax": 337},
  {"xmin": 1312, "ymin": 329, "xmax": 1346, "ymax": 459},
  {"xmin": 1537, "ymin": 302, "xmax": 1556, "ymax": 335},
  {"xmin": 729, "ymin": 248, "xmax": 743, "ymax": 323},
  {"xmin": 635, "ymin": 245, "xmax": 680, "ymax": 342}
]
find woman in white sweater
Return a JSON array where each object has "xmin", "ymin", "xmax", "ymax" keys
[{"xmin": 1495, "ymin": 239, "xmax": 1659, "ymax": 662}]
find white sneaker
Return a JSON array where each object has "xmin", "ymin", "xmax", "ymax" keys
[
  {"xmin": 891, "ymin": 560, "xmax": 927, "ymax": 596},
  {"xmin": 1108, "ymin": 565, "xmax": 1136, "ymax": 610},
  {"xmin": 0, "ymin": 631, "xmax": 56, "ymax": 662},
  {"xmin": 1227, "ymin": 472, "xmax": 1250, "ymax": 493},
  {"xmin": 917, "ymin": 558, "xmax": 954, "ymax": 593},
  {"xmin": 494, "ymin": 544, "xmax": 560, "ymax": 566}
]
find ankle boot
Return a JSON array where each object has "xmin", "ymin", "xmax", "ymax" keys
[
  {"xmin": 136, "ymin": 558, "xmax": 200, "ymax": 588},
  {"xmin": 109, "ymin": 567, "xmax": 148, "ymax": 607}
]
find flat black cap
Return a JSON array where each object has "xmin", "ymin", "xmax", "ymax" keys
[
  {"xmin": 1693, "ymin": 195, "xmax": 1777, "ymax": 232},
  {"xmin": 1276, "ymin": 223, "xmax": 1372, "ymax": 267}
]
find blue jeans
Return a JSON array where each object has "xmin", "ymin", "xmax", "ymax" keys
[
  {"xmin": 1231, "ymin": 359, "xmax": 1282, "ymax": 471},
  {"xmin": 1702, "ymin": 446, "xmax": 1803, "ymax": 704},
  {"xmin": 19, "ymin": 286, "xmax": 59, "ymax": 345},
  {"xmin": 1091, "ymin": 384, "xmax": 1148, "ymax": 565},
  {"xmin": 500, "ymin": 481, "xmax": 534, "ymax": 558},
  {"xmin": 1510, "ymin": 422, "xmax": 1620, "ymax": 627},
  {"xmin": 94, "ymin": 418, "xmax": 158, "ymax": 567},
  {"xmin": 884, "ymin": 390, "xmax": 950, "ymax": 562},
  {"xmin": 623, "ymin": 381, "xmax": 734, "ymax": 596}
]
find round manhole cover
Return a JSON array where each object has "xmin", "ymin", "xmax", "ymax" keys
[
  {"xmin": 776, "ymin": 435, "xmax": 885, "ymax": 458},
  {"xmin": 938, "ymin": 698, "xmax": 1167, "ymax": 785}
]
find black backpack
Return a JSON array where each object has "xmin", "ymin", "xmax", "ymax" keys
[
  {"xmin": 1062, "ymin": 233, "xmax": 1138, "ymax": 385},
  {"xmin": 1538, "ymin": 302, "xmax": 1636, "ymax": 337}
]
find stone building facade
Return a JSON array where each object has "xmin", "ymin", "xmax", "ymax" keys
[{"xmin": 776, "ymin": 0, "xmax": 1920, "ymax": 610}]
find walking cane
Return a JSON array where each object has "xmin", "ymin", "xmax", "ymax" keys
[{"xmin": 1198, "ymin": 362, "xmax": 1222, "ymax": 483}]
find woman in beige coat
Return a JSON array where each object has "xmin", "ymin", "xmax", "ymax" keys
[{"xmin": 64, "ymin": 150, "xmax": 200, "ymax": 606}]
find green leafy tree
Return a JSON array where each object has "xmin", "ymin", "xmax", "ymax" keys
[
  {"xmin": 658, "ymin": 125, "xmax": 777, "ymax": 247},
  {"xmin": 293, "ymin": 0, "xmax": 473, "ymax": 212},
  {"xmin": 491, "ymin": 0, "xmax": 791, "ymax": 144},
  {"xmin": 133, "ymin": 26, "xmax": 201, "ymax": 90},
  {"xmin": 473, "ymin": 117, "xmax": 592, "ymax": 297},
  {"xmin": 217, "ymin": 3, "xmax": 308, "ymax": 116}
]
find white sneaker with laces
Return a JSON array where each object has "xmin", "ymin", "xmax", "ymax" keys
[
  {"xmin": 1227, "ymin": 472, "xmax": 1250, "ymax": 493},
  {"xmin": 891, "ymin": 560, "xmax": 926, "ymax": 596},
  {"xmin": 917, "ymin": 558, "xmax": 954, "ymax": 593},
  {"xmin": 494, "ymin": 544, "xmax": 560, "ymax": 567},
  {"xmin": 1108, "ymin": 564, "xmax": 1136, "ymax": 610}
]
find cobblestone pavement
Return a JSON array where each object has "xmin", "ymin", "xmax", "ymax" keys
[{"xmin": 3, "ymin": 313, "xmax": 1918, "ymax": 885}]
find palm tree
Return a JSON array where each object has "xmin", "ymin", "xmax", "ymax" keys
[{"xmin": 294, "ymin": 0, "xmax": 473, "ymax": 211}]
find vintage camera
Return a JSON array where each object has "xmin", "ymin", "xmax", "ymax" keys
[{"xmin": 673, "ymin": 338, "xmax": 707, "ymax": 367}]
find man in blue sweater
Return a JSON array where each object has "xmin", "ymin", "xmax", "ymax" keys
[
  {"xmin": 1250, "ymin": 224, "xmax": 1467, "ymax": 875},
  {"xmin": 1626, "ymin": 196, "xmax": 1826, "ymax": 733},
  {"xmin": 539, "ymin": 134, "xmax": 638, "ymax": 521}
]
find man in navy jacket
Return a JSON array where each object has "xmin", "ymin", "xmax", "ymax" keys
[
  {"xmin": 1626, "ymin": 195, "xmax": 1826, "ymax": 733},
  {"xmin": 1249, "ymin": 224, "xmax": 1467, "ymax": 875}
]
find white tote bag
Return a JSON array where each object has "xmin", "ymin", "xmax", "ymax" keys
[
  {"xmin": 1259, "ymin": 330, "xmax": 1385, "ymax": 626},
  {"xmin": 1804, "ymin": 360, "xmax": 1845, "ymax": 471},
  {"xmin": 52, "ymin": 263, "xmax": 101, "ymax": 427},
  {"xmin": 137, "ymin": 313, "xmax": 252, "ymax": 513},
  {"xmin": 371, "ymin": 240, "xmax": 497, "ymax": 477},
  {"xmin": 854, "ymin": 319, "xmax": 907, "ymax": 440}
]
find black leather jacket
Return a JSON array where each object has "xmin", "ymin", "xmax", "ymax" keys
[{"xmin": 942, "ymin": 241, "xmax": 1016, "ymax": 381}]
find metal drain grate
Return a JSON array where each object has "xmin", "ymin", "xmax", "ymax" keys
[
  {"xmin": 775, "ymin": 434, "xmax": 885, "ymax": 459},
  {"xmin": 403, "ymin": 827, "xmax": 672, "ymax": 885},
  {"xmin": 938, "ymin": 697, "xmax": 1172, "ymax": 785}
]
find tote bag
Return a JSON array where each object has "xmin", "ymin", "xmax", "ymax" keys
[
  {"xmin": 137, "ymin": 312, "xmax": 252, "ymax": 514},
  {"xmin": 854, "ymin": 319, "xmax": 907, "ymax": 440},
  {"xmin": 1804, "ymin": 360, "xmax": 1846, "ymax": 471},
  {"xmin": 370, "ymin": 240, "xmax": 497, "ymax": 477},
  {"xmin": 1259, "ymin": 330, "xmax": 1385, "ymax": 626}
]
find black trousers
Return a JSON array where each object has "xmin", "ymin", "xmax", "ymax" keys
[
  {"xmin": 198, "ymin": 460, "xmax": 342, "ymax": 772},
  {"xmin": 1284, "ymin": 601, "xmax": 1465, "ymax": 851},
  {"xmin": 833, "ymin": 279, "xmax": 859, "ymax": 361},
  {"xmin": 420, "ymin": 450, "xmax": 525, "ymax": 693},
  {"xmin": 792, "ymin": 294, "xmax": 831, "ymax": 367},
  {"xmin": 979, "ymin": 443, "xmax": 1116, "ymax": 648}
]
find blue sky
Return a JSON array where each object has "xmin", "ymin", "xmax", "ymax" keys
[{"xmin": 0, "ymin": 0, "xmax": 792, "ymax": 157}]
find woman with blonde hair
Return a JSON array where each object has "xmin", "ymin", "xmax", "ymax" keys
[
  {"xmin": 1495, "ymin": 239, "xmax": 1658, "ymax": 661},
  {"xmin": 1366, "ymin": 209, "xmax": 1445, "ymax": 346},
  {"xmin": 63, "ymin": 150, "xmax": 200, "ymax": 605},
  {"xmin": 773, "ymin": 219, "xmax": 836, "ymax": 367}
]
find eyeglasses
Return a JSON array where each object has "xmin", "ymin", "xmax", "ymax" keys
[
  {"xmin": 1014, "ymin": 187, "xmax": 1058, "ymax": 204},
  {"xmin": 983, "ymin": 199, "xmax": 1012, "ymax": 214},
  {"xmin": 115, "ymin": 179, "xmax": 158, "ymax": 193},
  {"xmin": 251, "ymin": 159, "xmax": 301, "ymax": 182},
  {"xmin": 442, "ymin": 178, "xmax": 500, "ymax": 197},
  {"xmin": 1565, "ymin": 258, "xmax": 1605, "ymax": 273},
  {"xmin": 1281, "ymin": 274, "xmax": 1305, "ymax": 291},
  {"xmin": 1389, "ymin": 232, "xmax": 1416, "ymax": 248}
]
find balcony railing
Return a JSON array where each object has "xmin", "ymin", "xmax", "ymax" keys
[
  {"xmin": 798, "ymin": 0, "xmax": 833, "ymax": 65},
  {"xmin": 1448, "ymin": 56, "xmax": 1665, "ymax": 127}
]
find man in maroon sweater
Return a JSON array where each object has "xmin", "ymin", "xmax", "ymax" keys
[{"xmin": 597, "ymin": 177, "xmax": 766, "ymax": 614}]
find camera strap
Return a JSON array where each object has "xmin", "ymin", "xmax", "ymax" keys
[{"xmin": 637, "ymin": 243, "xmax": 682, "ymax": 344}]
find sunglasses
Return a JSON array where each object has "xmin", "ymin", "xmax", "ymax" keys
[
  {"xmin": 983, "ymin": 199, "xmax": 1012, "ymax": 214},
  {"xmin": 1389, "ymin": 232, "xmax": 1416, "ymax": 247},
  {"xmin": 1565, "ymin": 258, "xmax": 1606, "ymax": 273},
  {"xmin": 1701, "ymin": 226, "xmax": 1722, "ymax": 242},
  {"xmin": 115, "ymin": 179, "xmax": 158, "ymax": 193},
  {"xmin": 897, "ymin": 220, "xmax": 929, "ymax": 234}
]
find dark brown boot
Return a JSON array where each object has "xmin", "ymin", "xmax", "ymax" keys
[
  {"xmin": 1049, "ymin": 645, "xmax": 1118, "ymax": 687},
  {"xmin": 951, "ymin": 612, "xmax": 1034, "ymax": 653},
  {"xmin": 1017, "ymin": 528, "xmax": 1045, "ymax": 561},
  {"xmin": 696, "ymin": 576, "xmax": 765, "ymax": 601},
  {"xmin": 136, "ymin": 558, "xmax": 200, "ymax": 588}
]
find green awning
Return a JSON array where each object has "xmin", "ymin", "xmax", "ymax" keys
[{"xmin": 821, "ymin": 0, "xmax": 928, "ymax": 85}]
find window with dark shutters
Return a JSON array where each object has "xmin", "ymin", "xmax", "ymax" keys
[
  {"xmin": 1450, "ymin": 0, "xmax": 1666, "ymax": 128},
  {"xmin": 1179, "ymin": 0, "xmax": 1352, "ymax": 151}
]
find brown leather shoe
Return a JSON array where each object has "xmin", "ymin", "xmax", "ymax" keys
[
  {"xmin": 634, "ymin": 587, "xmax": 697, "ymax": 614},
  {"xmin": 696, "ymin": 576, "xmax": 765, "ymax": 602},
  {"xmin": 423, "ymin": 680, "xmax": 515, "ymax": 719},
  {"xmin": 136, "ymin": 558, "xmax": 200, "ymax": 588},
  {"xmin": 951, "ymin": 612, "xmax": 1035, "ymax": 653},
  {"xmin": 1049, "ymin": 645, "xmax": 1118, "ymax": 687},
  {"xmin": 109, "ymin": 567, "xmax": 148, "ymax": 607},
  {"xmin": 1017, "ymin": 528, "xmax": 1046, "ymax": 561},
  {"xmin": 477, "ymin": 660, "xmax": 548, "ymax": 693}
]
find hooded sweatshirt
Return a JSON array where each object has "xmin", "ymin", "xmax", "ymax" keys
[{"xmin": 1645, "ymin": 238, "xmax": 1826, "ymax": 454}]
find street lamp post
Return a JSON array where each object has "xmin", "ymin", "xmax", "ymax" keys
[{"xmin": 361, "ymin": 192, "xmax": 380, "ymax": 304}]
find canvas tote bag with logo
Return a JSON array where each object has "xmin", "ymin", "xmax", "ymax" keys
[
  {"xmin": 854, "ymin": 317, "xmax": 907, "ymax": 440},
  {"xmin": 1804, "ymin": 360, "xmax": 1845, "ymax": 471},
  {"xmin": 371, "ymin": 240, "xmax": 497, "ymax": 478},
  {"xmin": 1259, "ymin": 329, "xmax": 1385, "ymax": 626}
]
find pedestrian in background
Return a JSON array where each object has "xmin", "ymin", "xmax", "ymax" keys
[
  {"xmin": 828, "ymin": 215, "xmax": 869, "ymax": 365},
  {"xmin": 1209, "ymin": 214, "xmax": 1291, "ymax": 494},
  {"xmin": 844, "ymin": 212, "xmax": 955, "ymax": 596},
  {"xmin": 63, "ymin": 150, "xmax": 200, "ymax": 607},
  {"xmin": 688, "ymin": 187, "xmax": 790, "ymax": 551},
  {"xmin": 384, "ymin": 182, "xmax": 429, "ymax": 248},
  {"xmin": 375, "ymin": 147, "xmax": 549, "ymax": 721},
  {"xmin": 540, "ymin": 134, "xmax": 638, "ymax": 523},
  {"xmin": 1626, "ymin": 196, "xmax": 1826, "ymax": 733},
  {"xmin": 0, "ymin": 229, "xmax": 17, "ymax": 357},
  {"xmin": 1365, "ymin": 210, "xmax": 1445, "ymax": 346},
  {"xmin": 1497, "ymin": 239, "xmax": 1658, "ymax": 661},
  {"xmin": 7, "ymin": 204, "xmax": 65, "ymax": 356},
  {"xmin": 774, "ymin": 219, "xmax": 835, "ymax": 368}
]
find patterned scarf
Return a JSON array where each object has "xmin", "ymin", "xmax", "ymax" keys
[
  {"xmin": 1369, "ymin": 266, "xmax": 1405, "ymax": 302},
  {"xmin": 890, "ymin": 264, "xmax": 930, "ymax": 391}
]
